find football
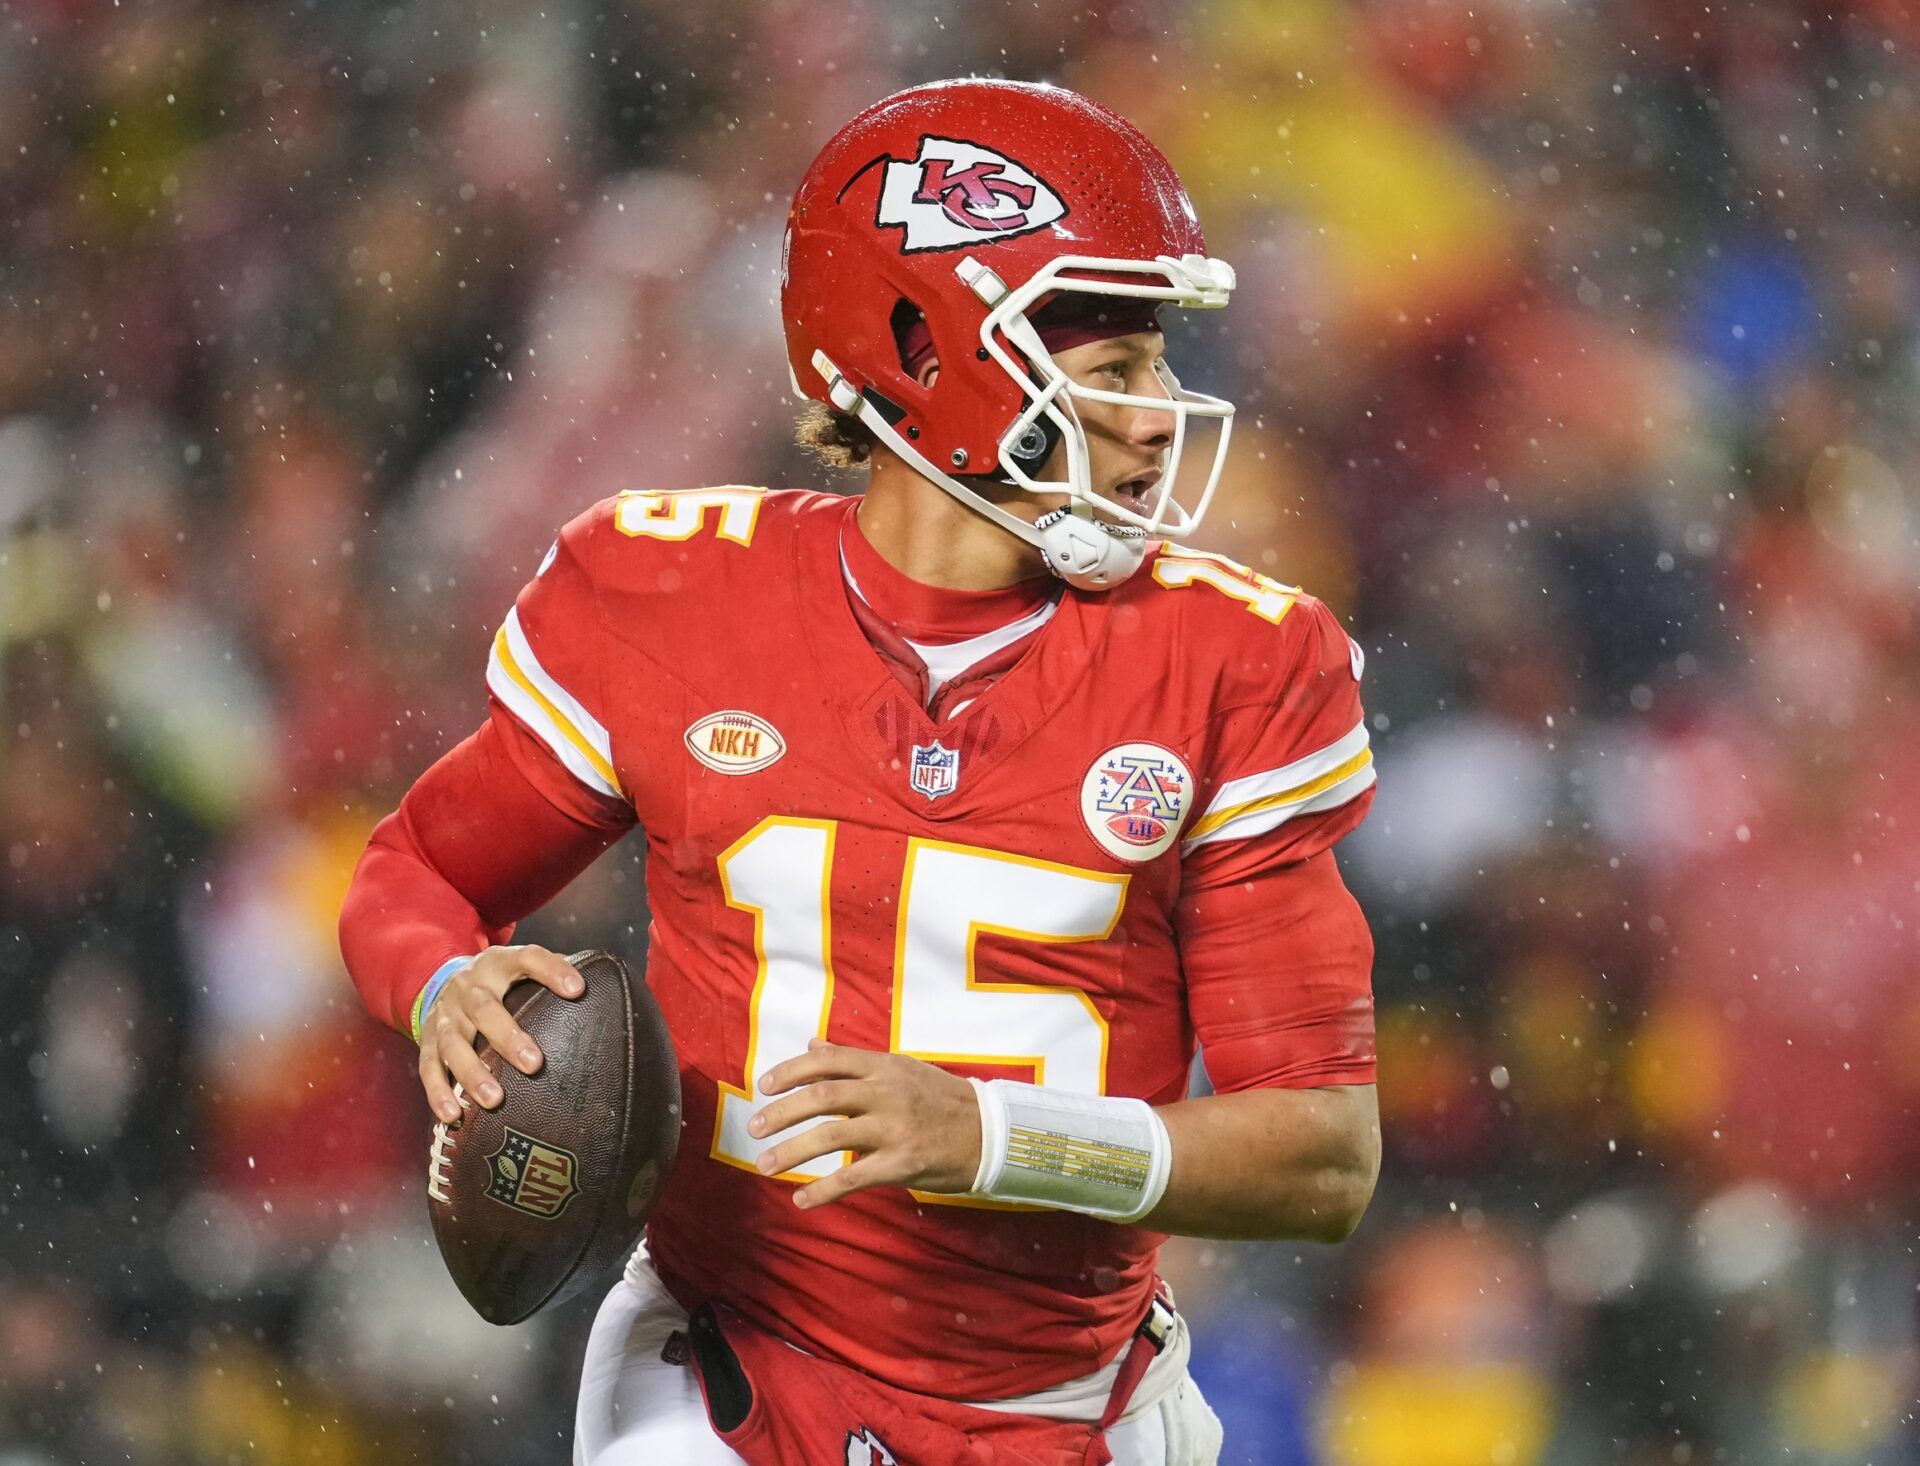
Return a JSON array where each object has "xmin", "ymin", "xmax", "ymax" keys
[{"xmin": 426, "ymin": 949, "xmax": 680, "ymax": 1324}]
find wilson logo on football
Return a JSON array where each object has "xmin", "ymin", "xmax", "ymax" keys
[
  {"xmin": 685, "ymin": 711, "xmax": 786, "ymax": 775},
  {"xmin": 873, "ymin": 136, "xmax": 1066, "ymax": 253},
  {"xmin": 1081, "ymin": 742, "xmax": 1191, "ymax": 863}
]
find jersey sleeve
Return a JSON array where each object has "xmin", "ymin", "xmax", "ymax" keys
[
  {"xmin": 338, "ymin": 719, "xmax": 629, "ymax": 1034},
  {"xmin": 1175, "ymin": 594, "xmax": 1378, "ymax": 1092},
  {"xmin": 1176, "ymin": 850, "xmax": 1376, "ymax": 1092},
  {"xmin": 483, "ymin": 504, "xmax": 633, "ymax": 825},
  {"xmin": 1178, "ymin": 595, "xmax": 1375, "ymax": 883}
]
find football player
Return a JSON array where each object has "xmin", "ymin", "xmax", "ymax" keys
[{"xmin": 341, "ymin": 79, "xmax": 1381, "ymax": 1466}]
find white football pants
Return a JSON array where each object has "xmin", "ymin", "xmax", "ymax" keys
[{"xmin": 574, "ymin": 1252, "xmax": 1223, "ymax": 1465}]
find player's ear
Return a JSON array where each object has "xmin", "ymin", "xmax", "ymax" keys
[{"xmin": 917, "ymin": 361, "xmax": 939, "ymax": 389}]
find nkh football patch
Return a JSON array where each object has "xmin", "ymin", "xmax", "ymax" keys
[
  {"xmin": 1082, "ymin": 742, "xmax": 1192, "ymax": 862},
  {"xmin": 685, "ymin": 710, "xmax": 786, "ymax": 775},
  {"xmin": 873, "ymin": 136, "xmax": 1067, "ymax": 253},
  {"xmin": 909, "ymin": 738, "xmax": 961, "ymax": 801}
]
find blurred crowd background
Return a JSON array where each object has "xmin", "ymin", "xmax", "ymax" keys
[{"xmin": 3, "ymin": 0, "xmax": 1918, "ymax": 1461}]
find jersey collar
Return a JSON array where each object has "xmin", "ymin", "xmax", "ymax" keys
[{"xmin": 794, "ymin": 496, "xmax": 1111, "ymax": 817}]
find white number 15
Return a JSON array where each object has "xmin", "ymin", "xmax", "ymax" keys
[{"xmin": 711, "ymin": 818, "xmax": 1128, "ymax": 1195}]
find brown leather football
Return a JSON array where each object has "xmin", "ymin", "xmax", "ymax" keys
[{"xmin": 426, "ymin": 949, "xmax": 680, "ymax": 1324}]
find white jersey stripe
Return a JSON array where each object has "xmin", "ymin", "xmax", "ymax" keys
[
  {"xmin": 1181, "ymin": 720, "xmax": 1373, "ymax": 852},
  {"xmin": 1182, "ymin": 761, "xmax": 1376, "ymax": 852},
  {"xmin": 501, "ymin": 608, "xmax": 617, "ymax": 770},
  {"xmin": 487, "ymin": 614, "xmax": 623, "ymax": 801},
  {"xmin": 1193, "ymin": 722, "xmax": 1369, "ymax": 829}
]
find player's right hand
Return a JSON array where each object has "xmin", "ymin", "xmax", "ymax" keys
[{"xmin": 418, "ymin": 945, "xmax": 584, "ymax": 1123}]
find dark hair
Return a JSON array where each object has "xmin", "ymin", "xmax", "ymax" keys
[{"xmin": 794, "ymin": 402, "xmax": 878, "ymax": 470}]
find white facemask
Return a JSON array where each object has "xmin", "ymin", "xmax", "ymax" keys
[{"xmin": 807, "ymin": 252, "xmax": 1236, "ymax": 590}]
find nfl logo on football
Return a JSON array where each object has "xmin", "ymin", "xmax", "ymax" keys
[{"xmin": 909, "ymin": 739, "xmax": 961, "ymax": 801}]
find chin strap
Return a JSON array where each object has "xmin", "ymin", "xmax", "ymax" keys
[
  {"xmin": 814, "ymin": 352, "xmax": 1147, "ymax": 592},
  {"xmin": 1030, "ymin": 508, "xmax": 1146, "ymax": 590}
]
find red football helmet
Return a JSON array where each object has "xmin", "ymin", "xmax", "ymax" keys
[{"xmin": 781, "ymin": 79, "xmax": 1236, "ymax": 588}]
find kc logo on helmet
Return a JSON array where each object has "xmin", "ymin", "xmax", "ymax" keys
[{"xmin": 873, "ymin": 136, "xmax": 1067, "ymax": 253}]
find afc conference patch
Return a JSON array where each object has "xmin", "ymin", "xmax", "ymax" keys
[
  {"xmin": 909, "ymin": 739, "xmax": 961, "ymax": 801},
  {"xmin": 1081, "ymin": 742, "xmax": 1192, "ymax": 862},
  {"xmin": 485, "ymin": 1126, "xmax": 579, "ymax": 1219}
]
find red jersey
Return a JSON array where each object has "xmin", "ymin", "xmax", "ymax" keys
[{"xmin": 480, "ymin": 487, "xmax": 1376, "ymax": 1398}]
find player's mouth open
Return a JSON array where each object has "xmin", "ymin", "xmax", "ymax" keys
[{"xmin": 1107, "ymin": 469, "xmax": 1162, "ymax": 514}]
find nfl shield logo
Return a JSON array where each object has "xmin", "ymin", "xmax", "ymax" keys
[
  {"xmin": 485, "ymin": 1126, "xmax": 579, "ymax": 1219},
  {"xmin": 909, "ymin": 739, "xmax": 961, "ymax": 801}
]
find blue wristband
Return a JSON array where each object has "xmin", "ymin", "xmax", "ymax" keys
[{"xmin": 410, "ymin": 954, "xmax": 478, "ymax": 1043}]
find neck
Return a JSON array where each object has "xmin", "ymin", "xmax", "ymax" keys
[{"xmin": 858, "ymin": 451, "xmax": 1050, "ymax": 591}]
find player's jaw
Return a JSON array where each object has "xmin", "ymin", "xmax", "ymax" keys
[
  {"xmin": 1014, "ymin": 444, "xmax": 1167, "ymax": 532},
  {"xmin": 1013, "ymin": 456, "xmax": 1164, "ymax": 529},
  {"xmin": 1051, "ymin": 334, "xmax": 1178, "ymax": 525},
  {"xmin": 1064, "ymin": 401, "xmax": 1173, "ymax": 519}
]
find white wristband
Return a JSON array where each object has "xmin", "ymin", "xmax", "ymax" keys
[{"xmin": 967, "ymin": 1078, "xmax": 1173, "ymax": 1225}]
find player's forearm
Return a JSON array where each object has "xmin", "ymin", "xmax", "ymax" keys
[
  {"xmin": 339, "ymin": 816, "xmax": 510, "ymax": 1033},
  {"xmin": 338, "ymin": 722, "xmax": 628, "ymax": 1034},
  {"xmin": 1143, "ymin": 1084, "xmax": 1379, "ymax": 1242}
]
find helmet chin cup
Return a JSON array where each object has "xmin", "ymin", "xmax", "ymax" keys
[{"xmin": 1034, "ymin": 509, "xmax": 1147, "ymax": 591}]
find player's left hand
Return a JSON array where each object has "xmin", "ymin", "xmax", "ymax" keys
[{"xmin": 748, "ymin": 1038, "xmax": 981, "ymax": 1210}]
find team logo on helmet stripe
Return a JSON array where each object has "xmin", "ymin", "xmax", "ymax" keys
[
  {"xmin": 1082, "ymin": 742, "xmax": 1191, "ymax": 862},
  {"xmin": 872, "ymin": 136, "xmax": 1067, "ymax": 254}
]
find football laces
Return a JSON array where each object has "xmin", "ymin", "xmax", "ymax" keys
[{"xmin": 426, "ymin": 1083, "xmax": 469, "ymax": 1203}]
